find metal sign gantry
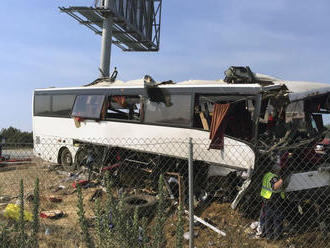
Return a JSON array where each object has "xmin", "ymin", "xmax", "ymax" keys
[{"xmin": 60, "ymin": 0, "xmax": 162, "ymax": 77}]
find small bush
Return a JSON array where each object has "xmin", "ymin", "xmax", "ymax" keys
[
  {"xmin": 18, "ymin": 179, "xmax": 25, "ymax": 248},
  {"xmin": 175, "ymin": 201, "xmax": 184, "ymax": 248},
  {"xmin": 77, "ymin": 185, "xmax": 94, "ymax": 248},
  {"xmin": 152, "ymin": 174, "xmax": 167, "ymax": 248},
  {"xmin": 30, "ymin": 178, "xmax": 40, "ymax": 248}
]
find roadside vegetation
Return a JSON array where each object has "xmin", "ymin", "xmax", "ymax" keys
[
  {"xmin": 0, "ymin": 127, "xmax": 33, "ymax": 144},
  {"xmin": 0, "ymin": 174, "xmax": 184, "ymax": 248}
]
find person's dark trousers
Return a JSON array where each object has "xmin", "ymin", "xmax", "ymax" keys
[
  {"xmin": 260, "ymin": 203, "xmax": 266, "ymax": 235},
  {"xmin": 273, "ymin": 204, "xmax": 284, "ymax": 239},
  {"xmin": 264, "ymin": 203, "xmax": 284, "ymax": 239}
]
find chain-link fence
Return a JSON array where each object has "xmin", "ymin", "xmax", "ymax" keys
[{"xmin": 0, "ymin": 136, "xmax": 329, "ymax": 248}]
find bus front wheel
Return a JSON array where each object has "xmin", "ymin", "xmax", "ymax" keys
[{"xmin": 60, "ymin": 148, "xmax": 73, "ymax": 169}]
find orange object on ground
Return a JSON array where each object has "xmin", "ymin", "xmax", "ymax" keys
[{"xmin": 72, "ymin": 180, "xmax": 89, "ymax": 188}]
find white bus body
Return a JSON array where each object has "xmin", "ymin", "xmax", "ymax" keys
[
  {"xmin": 33, "ymin": 75, "xmax": 330, "ymax": 208},
  {"xmin": 33, "ymin": 79, "xmax": 269, "ymax": 172}
]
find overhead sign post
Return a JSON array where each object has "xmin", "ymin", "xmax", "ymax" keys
[
  {"xmin": 59, "ymin": 0, "xmax": 162, "ymax": 78},
  {"xmin": 99, "ymin": 0, "xmax": 112, "ymax": 77}
]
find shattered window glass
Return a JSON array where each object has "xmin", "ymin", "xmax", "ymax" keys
[
  {"xmin": 72, "ymin": 95, "xmax": 105, "ymax": 119},
  {"xmin": 286, "ymin": 101, "xmax": 304, "ymax": 122}
]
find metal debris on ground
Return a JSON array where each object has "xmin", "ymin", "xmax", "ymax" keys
[{"xmin": 185, "ymin": 210, "xmax": 226, "ymax": 236}]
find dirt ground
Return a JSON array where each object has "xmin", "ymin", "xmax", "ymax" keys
[{"xmin": 0, "ymin": 160, "xmax": 328, "ymax": 248}]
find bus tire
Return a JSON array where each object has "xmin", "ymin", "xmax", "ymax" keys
[
  {"xmin": 60, "ymin": 147, "xmax": 73, "ymax": 169},
  {"xmin": 123, "ymin": 194, "xmax": 157, "ymax": 217}
]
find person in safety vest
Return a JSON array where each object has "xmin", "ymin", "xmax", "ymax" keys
[{"xmin": 260, "ymin": 158, "xmax": 287, "ymax": 240}]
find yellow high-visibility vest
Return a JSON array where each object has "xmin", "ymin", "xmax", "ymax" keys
[{"xmin": 260, "ymin": 172, "xmax": 285, "ymax": 200}]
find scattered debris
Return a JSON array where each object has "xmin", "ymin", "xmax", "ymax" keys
[
  {"xmin": 40, "ymin": 210, "xmax": 65, "ymax": 219},
  {"xmin": 123, "ymin": 194, "xmax": 157, "ymax": 217},
  {"xmin": 183, "ymin": 231, "xmax": 199, "ymax": 240},
  {"xmin": 49, "ymin": 195, "xmax": 63, "ymax": 203},
  {"xmin": 0, "ymin": 195, "xmax": 13, "ymax": 203},
  {"xmin": 60, "ymin": 169, "xmax": 85, "ymax": 183},
  {"xmin": 52, "ymin": 185, "xmax": 66, "ymax": 193},
  {"xmin": 185, "ymin": 210, "xmax": 226, "ymax": 236},
  {"xmin": 101, "ymin": 163, "xmax": 121, "ymax": 172},
  {"xmin": 45, "ymin": 227, "xmax": 51, "ymax": 235},
  {"xmin": 89, "ymin": 189, "xmax": 103, "ymax": 202},
  {"xmin": 72, "ymin": 180, "xmax": 89, "ymax": 188},
  {"xmin": 26, "ymin": 193, "xmax": 34, "ymax": 202}
]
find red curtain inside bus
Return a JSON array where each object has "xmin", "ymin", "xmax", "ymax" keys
[{"xmin": 209, "ymin": 103, "xmax": 230, "ymax": 150}]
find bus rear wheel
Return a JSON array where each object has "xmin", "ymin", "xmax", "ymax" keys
[{"xmin": 60, "ymin": 148, "xmax": 73, "ymax": 169}]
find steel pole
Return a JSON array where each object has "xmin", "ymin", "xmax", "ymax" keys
[
  {"xmin": 99, "ymin": 0, "xmax": 112, "ymax": 78},
  {"xmin": 188, "ymin": 137, "xmax": 194, "ymax": 248}
]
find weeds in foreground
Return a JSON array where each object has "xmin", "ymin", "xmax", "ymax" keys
[
  {"xmin": 31, "ymin": 178, "xmax": 40, "ymax": 248},
  {"xmin": 1, "ymin": 174, "xmax": 186, "ymax": 248},
  {"xmin": 152, "ymin": 174, "xmax": 167, "ymax": 248},
  {"xmin": 0, "ymin": 224, "xmax": 10, "ymax": 248},
  {"xmin": 175, "ymin": 200, "xmax": 184, "ymax": 248},
  {"xmin": 18, "ymin": 179, "xmax": 25, "ymax": 248},
  {"xmin": 77, "ymin": 185, "xmax": 94, "ymax": 248},
  {"xmin": 0, "ymin": 178, "xmax": 40, "ymax": 248}
]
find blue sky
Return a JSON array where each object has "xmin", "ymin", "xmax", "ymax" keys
[{"xmin": 1, "ymin": 0, "xmax": 330, "ymax": 131}]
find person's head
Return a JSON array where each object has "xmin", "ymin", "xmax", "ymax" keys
[
  {"xmin": 272, "ymin": 163, "xmax": 282, "ymax": 174},
  {"xmin": 272, "ymin": 151, "xmax": 290, "ymax": 174}
]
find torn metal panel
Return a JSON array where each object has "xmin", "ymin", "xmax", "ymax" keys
[{"xmin": 285, "ymin": 170, "xmax": 330, "ymax": 192}]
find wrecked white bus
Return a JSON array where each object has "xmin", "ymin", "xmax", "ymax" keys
[{"xmin": 33, "ymin": 68, "xmax": 330, "ymax": 210}]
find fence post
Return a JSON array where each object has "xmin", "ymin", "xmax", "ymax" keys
[{"xmin": 188, "ymin": 137, "xmax": 194, "ymax": 248}]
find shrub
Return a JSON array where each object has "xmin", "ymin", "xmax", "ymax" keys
[
  {"xmin": 152, "ymin": 174, "xmax": 166, "ymax": 248},
  {"xmin": 77, "ymin": 185, "xmax": 94, "ymax": 248}
]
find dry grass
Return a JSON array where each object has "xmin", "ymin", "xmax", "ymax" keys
[{"xmin": 0, "ymin": 161, "xmax": 327, "ymax": 248}]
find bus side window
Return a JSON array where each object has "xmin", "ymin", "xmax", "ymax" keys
[
  {"xmin": 72, "ymin": 95, "xmax": 105, "ymax": 119},
  {"xmin": 105, "ymin": 95, "xmax": 141, "ymax": 121}
]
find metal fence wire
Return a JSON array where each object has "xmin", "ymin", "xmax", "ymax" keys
[{"xmin": 0, "ymin": 136, "xmax": 330, "ymax": 248}]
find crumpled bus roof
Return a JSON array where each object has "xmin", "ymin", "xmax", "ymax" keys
[
  {"xmin": 279, "ymin": 80, "xmax": 330, "ymax": 102},
  {"xmin": 38, "ymin": 72, "xmax": 330, "ymax": 102}
]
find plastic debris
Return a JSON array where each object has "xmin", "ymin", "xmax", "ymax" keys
[
  {"xmin": 250, "ymin": 221, "xmax": 259, "ymax": 230},
  {"xmin": 40, "ymin": 210, "xmax": 65, "ymax": 219},
  {"xmin": 101, "ymin": 163, "xmax": 121, "ymax": 172},
  {"xmin": 52, "ymin": 185, "xmax": 66, "ymax": 193},
  {"xmin": 72, "ymin": 180, "xmax": 89, "ymax": 188},
  {"xmin": 183, "ymin": 231, "xmax": 199, "ymax": 240},
  {"xmin": 49, "ymin": 195, "xmax": 63, "ymax": 203},
  {"xmin": 0, "ymin": 195, "xmax": 12, "ymax": 203},
  {"xmin": 3, "ymin": 203, "xmax": 33, "ymax": 221}
]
